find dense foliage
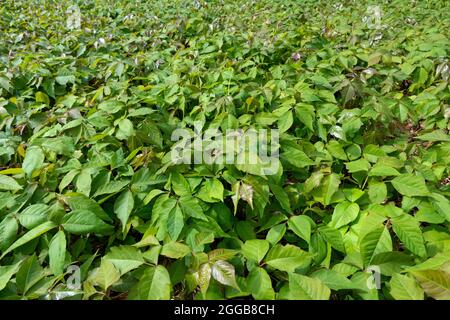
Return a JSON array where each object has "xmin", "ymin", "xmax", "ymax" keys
[{"xmin": 0, "ymin": 0, "xmax": 449, "ymax": 300}]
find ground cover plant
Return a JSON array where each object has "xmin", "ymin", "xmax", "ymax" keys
[{"xmin": 0, "ymin": 0, "xmax": 449, "ymax": 300}]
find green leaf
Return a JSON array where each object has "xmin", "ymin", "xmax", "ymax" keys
[
  {"xmin": 241, "ymin": 239, "xmax": 270, "ymax": 263},
  {"xmin": 197, "ymin": 178, "xmax": 224, "ymax": 203},
  {"xmin": 129, "ymin": 266, "xmax": 171, "ymax": 300},
  {"xmin": 360, "ymin": 226, "xmax": 392, "ymax": 267},
  {"xmin": 369, "ymin": 165, "xmax": 400, "ymax": 177},
  {"xmin": 311, "ymin": 269, "xmax": 360, "ymax": 290},
  {"xmin": 265, "ymin": 244, "xmax": 313, "ymax": 272},
  {"xmin": 116, "ymin": 118, "xmax": 135, "ymax": 139},
  {"xmin": 76, "ymin": 169, "xmax": 91, "ymax": 197},
  {"xmin": 17, "ymin": 204, "xmax": 48, "ymax": 229},
  {"xmin": 196, "ymin": 263, "xmax": 212, "ymax": 294},
  {"xmin": 211, "ymin": 260, "xmax": 239, "ymax": 289},
  {"xmin": 114, "ymin": 190, "xmax": 134, "ymax": 232},
  {"xmin": 368, "ymin": 180, "xmax": 387, "ymax": 204},
  {"xmin": 170, "ymin": 172, "xmax": 191, "ymax": 196},
  {"xmin": 0, "ymin": 216, "xmax": 18, "ymax": 252},
  {"xmin": 391, "ymin": 174, "xmax": 428, "ymax": 197},
  {"xmin": 98, "ymin": 100, "xmax": 125, "ymax": 114},
  {"xmin": 0, "ymin": 260, "xmax": 22, "ymax": 291},
  {"xmin": 22, "ymin": 146, "xmax": 45, "ymax": 178},
  {"xmin": 104, "ymin": 245, "xmax": 145, "ymax": 275},
  {"xmin": 0, "ymin": 175, "xmax": 22, "ymax": 191},
  {"xmin": 295, "ymin": 103, "xmax": 314, "ymax": 131},
  {"xmin": 371, "ymin": 252, "xmax": 414, "ymax": 276},
  {"xmin": 410, "ymin": 270, "xmax": 450, "ymax": 300},
  {"xmin": 167, "ymin": 205, "xmax": 184, "ymax": 241},
  {"xmin": 64, "ymin": 194, "xmax": 112, "ymax": 222},
  {"xmin": 327, "ymin": 140, "xmax": 348, "ymax": 160},
  {"xmin": 331, "ymin": 201, "xmax": 360, "ymax": 229},
  {"xmin": 269, "ymin": 183, "xmax": 292, "ymax": 213},
  {"xmin": 321, "ymin": 173, "xmax": 341, "ymax": 205},
  {"xmin": 288, "ymin": 215, "xmax": 312, "ymax": 244},
  {"xmin": 391, "ymin": 214, "xmax": 426, "ymax": 257},
  {"xmin": 16, "ymin": 254, "xmax": 45, "ymax": 294},
  {"xmin": 345, "ymin": 159, "xmax": 370, "ymax": 173},
  {"xmin": 48, "ymin": 230, "xmax": 66, "ymax": 276},
  {"xmin": 266, "ymin": 223, "xmax": 286, "ymax": 245},
  {"xmin": 143, "ymin": 189, "xmax": 165, "ymax": 205},
  {"xmin": 0, "ymin": 221, "xmax": 57, "ymax": 259},
  {"xmin": 318, "ymin": 225, "xmax": 345, "ymax": 253},
  {"xmin": 287, "ymin": 273, "xmax": 331, "ymax": 300},
  {"xmin": 161, "ymin": 242, "xmax": 191, "ymax": 259},
  {"xmin": 281, "ymin": 145, "xmax": 314, "ymax": 168},
  {"xmin": 208, "ymin": 249, "xmax": 238, "ymax": 262},
  {"xmin": 62, "ymin": 210, "xmax": 114, "ymax": 235},
  {"xmin": 93, "ymin": 180, "xmax": 129, "ymax": 197},
  {"xmin": 415, "ymin": 130, "xmax": 450, "ymax": 142},
  {"xmin": 179, "ymin": 196, "xmax": 208, "ymax": 221},
  {"xmin": 390, "ymin": 273, "xmax": 424, "ymax": 300},
  {"xmin": 247, "ymin": 267, "xmax": 275, "ymax": 300},
  {"xmin": 92, "ymin": 259, "xmax": 121, "ymax": 291}
]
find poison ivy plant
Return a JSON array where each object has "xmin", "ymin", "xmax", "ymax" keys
[{"xmin": 0, "ymin": 0, "xmax": 449, "ymax": 301}]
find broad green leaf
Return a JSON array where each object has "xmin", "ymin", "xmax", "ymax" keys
[
  {"xmin": 0, "ymin": 175, "xmax": 22, "ymax": 191},
  {"xmin": 241, "ymin": 239, "xmax": 270, "ymax": 263},
  {"xmin": 269, "ymin": 183, "xmax": 292, "ymax": 213},
  {"xmin": 170, "ymin": 172, "xmax": 191, "ymax": 196},
  {"xmin": 196, "ymin": 263, "xmax": 212, "ymax": 294},
  {"xmin": 114, "ymin": 190, "xmax": 134, "ymax": 232},
  {"xmin": 360, "ymin": 226, "xmax": 392, "ymax": 267},
  {"xmin": 331, "ymin": 201, "xmax": 360, "ymax": 229},
  {"xmin": 129, "ymin": 265, "xmax": 171, "ymax": 300},
  {"xmin": 311, "ymin": 269, "xmax": 360, "ymax": 290},
  {"xmin": 265, "ymin": 244, "xmax": 313, "ymax": 272},
  {"xmin": 22, "ymin": 146, "xmax": 45, "ymax": 178},
  {"xmin": 143, "ymin": 189, "xmax": 165, "ymax": 205},
  {"xmin": 322, "ymin": 173, "xmax": 341, "ymax": 205},
  {"xmin": 391, "ymin": 214, "xmax": 426, "ymax": 257},
  {"xmin": 92, "ymin": 259, "xmax": 121, "ymax": 291},
  {"xmin": 345, "ymin": 159, "xmax": 370, "ymax": 173},
  {"xmin": 368, "ymin": 180, "xmax": 387, "ymax": 204},
  {"xmin": 371, "ymin": 252, "xmax": 414, "ymax": 276},
  {"xmin": 48, "ymin": 230, "xmax": 66, "ymax": 276},
  {"xmin": 287, "ymin": 273, "xmax": 331, "ymax": 300},
  {"xmin": 64, "ymin": 194, "xmax": 112, "ymax": 222},
  {"xmin": 247, "ymin": 267, "xmax": 275, "ymax": 300},
  {"xmin": 17, "ymin": 204, "xmax": 48, "ymax": 229},
  {"xmin": 390, "ymin": 273, "xmax": 424, "ymax": 300},
  {"xmin": 318, "ymin": 225, "xmax": 345, "ymax": 253},
  {"xmin": 327, "ymin": 140, "xmax": 348, "ymax": 160},
  {"xmin": 208, "ymin": 249, "xmax": 238, "ymax": 262},
  {"xmin": 197, "ymin": 178, "xmax": 224, "ymax": 203},
  {"xmin": 415, "ymin": 130, "xmax": 450, "ymax": 142},
  {"xmin": 391, "ymin": 174, "xmax": 428, "ymax": 197},
  {"xmin": 62, "ymin": 210, "xmax": 113, "ymax": 235},
  {"xmin": 0, "ymin": 260, "xmax": 22, "ymax": 291},
  {"xmin": 179, "ymin": 196, "xmax": 208, "ymax": 221},
  {"xmin": 0, "ymin": 216, "xmax": 18, "ymax": 252},
  {"xmin": 167, "ymin": 205, "xmax": 184, "ymax": 241},
  {"xmin": 410, "ymin": 270, "xmax": 450, "ymax": 300},
  {"xmin": 98, "ymin": 100, "xmax": 125, "ymax": 114},
  {"xmin": 266, "ymin": 223, "xmax": 286, "ymax": 245},
  {"xmin": 211, "ymin": 260, "xmax": 239, "ymax": 289},
  {"xmin": 1, "ymin": 221, "xmax": 57, "ymax": 259},
  {"xmin": 368, "ymin": 165, "xmax": 400, "ymax": 177},
  {"xmin": 16, "ymin": 255, "xmax": 45, "ymax": 295},
  {"xmin": 288, "ymin": 215, "xmax": 312, "ymax": 244},
  {"xmin": 161, "ymin": 242, "xmax": 191, "ymax": 259},
  {"xmin": 104, "ymin": 245, "xmax": 145, "ymax": 275}
]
